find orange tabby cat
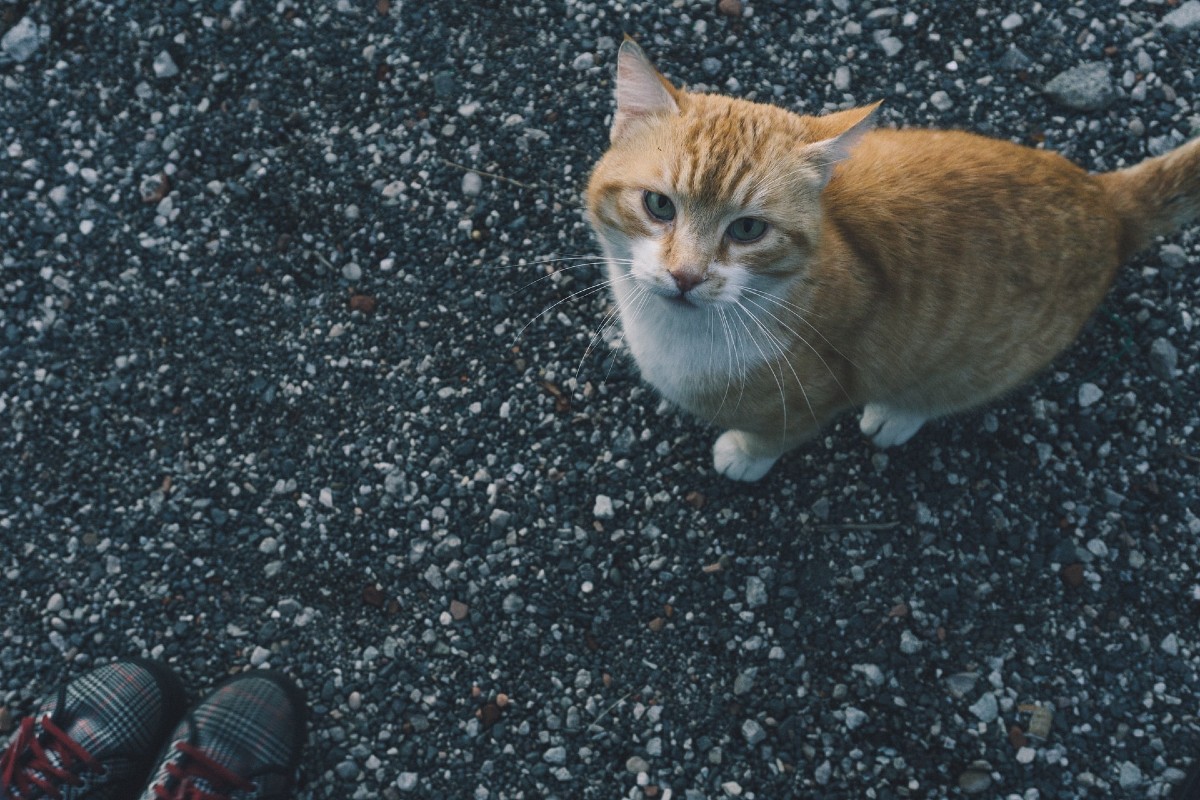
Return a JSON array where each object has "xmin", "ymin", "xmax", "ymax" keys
[{"xmin": 585, "ymin": 39, "xmax": 1199, "ymax": 481}]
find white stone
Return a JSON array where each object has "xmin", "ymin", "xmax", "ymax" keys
[
  {"xmin": 1, "ymin": 18, "xmax": 44, "ymax": 63},
  {"xmin": 1016, "ymin": 746, "xmax": 1036, "ymax": 764},
  {"xmin": 844, "ymin": 706, "xmax": 868, "ymax": 729},
  {"xmin": 1163, "ymin": 0, "xmax": 1200, "ymax": 31},
  {"xmin": 1000, "ymin": 13, "xmax": 1023, "ymax": 31},
  {"xmin": 745, "ymin": 576, "xmax": 767, "ymax": 608},
  {"xmin": 969, "ymin": 692, "xmax": 999, "ymax": 723},
  {"xmin": 834, "ymin": 66, "xmax": 852, "ymax": 92},
  {"xmin": 593, "ymin": 494, "xmax": 614, "ymax": 519},
  {"xmin": 153, "ymin": 50, "xmax": 179, "ymax": 79},
  {"xmin": 1119, "ymin": 761, "xmax": 1143, "ymax": 789},
  {"xmin": 462, "ymin": 171, "xmax": 483, "ymax": 197},
  {"xmin": 1078, "ymin": 382, "xmax": 1103, "ymax": 407}
]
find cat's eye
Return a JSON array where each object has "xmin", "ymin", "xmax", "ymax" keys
[
  {"xmin": 643, "ymin": 191, "xmax": 676, "ymax": 222},
  {"xmin": 726, "ymin": 217, "xmax": 768, "ymax": 243}
]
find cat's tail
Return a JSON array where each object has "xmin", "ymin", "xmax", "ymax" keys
[{"xmin": 1097, "ymin": 137, "xmax": 1200, "ymax": 261}]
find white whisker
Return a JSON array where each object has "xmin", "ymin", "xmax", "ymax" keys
[
  {"xmin": 741, "ymin": 292, "xmax": 852, "ymax": 406},
  {"xmin": 514, "ymin": 273, "xmax": 636, "ymax": 343},
  {"xmin": 732, "ymin": 301, "xmax": 789, "ymax": 433}
]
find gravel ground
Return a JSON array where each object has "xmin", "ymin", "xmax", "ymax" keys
[{"xmin": 2, "ymin": 1, "xmax": 1199, "ymax": 798}]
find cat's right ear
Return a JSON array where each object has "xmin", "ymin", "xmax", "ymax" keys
[
  {"xmin": 611, "ymin": 37, "xmax": 679, "ymax": 143},
  {"xmin": 801, "ymin": 102, "xmax": 882, "ymax": 188}
]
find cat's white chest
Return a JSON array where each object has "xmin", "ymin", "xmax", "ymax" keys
[{"xmin": 610, "ymin": 273, "xmax": 768, "ymax": 411}]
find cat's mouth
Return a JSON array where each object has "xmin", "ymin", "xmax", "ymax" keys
[{"xmin": 665, "ymin": 293, "xmax": 698, "ymax": 308}]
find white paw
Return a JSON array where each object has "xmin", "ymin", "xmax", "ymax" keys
[
  {"xmin": 713, "ymin": 431, "xmax": 779, "ymax": 482},
  {"xmin": 859, "ymin": 403, "xmax": 927, "ymax": 448}
]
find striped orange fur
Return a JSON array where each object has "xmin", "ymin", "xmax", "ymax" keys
[{"xmin": 586, "ymin": 39, "xmax": 1200, "ymax": 482}]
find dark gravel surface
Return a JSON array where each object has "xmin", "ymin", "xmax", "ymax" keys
[{"xmin": 3, "ymin": 1, "xmax": 1199, "ymax": 798}]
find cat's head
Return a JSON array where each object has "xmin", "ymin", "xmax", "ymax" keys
[{"xmin": 586, "ymin": 38, "xmax": 877, "ymax": 309}]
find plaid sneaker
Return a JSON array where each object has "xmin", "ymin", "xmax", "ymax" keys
[
  {"xmin": 137, "ymin": 671, "xmax": 306, "ymax": 800},
  {"xmin": 1, "ymin": 659, "xmax": 188, "ymax": 800}
]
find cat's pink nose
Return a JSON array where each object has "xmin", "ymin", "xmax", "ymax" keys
[{"xmin": 670, "ymin": 269, "xmax": 703, "ymax": 294}]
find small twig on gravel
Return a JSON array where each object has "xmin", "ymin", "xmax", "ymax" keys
[
  {"xmin": 1171, "ymin": 448, "xmax": 1200, "ymax": 466},
  {"xmin": 587, "ymin": 689, "xmax": 637, "ymax": 732},
  {"xmin": 816, "ymin": 521, "xmax": 902, "ymax": 531},
  {"xmin": 442, "ymin": 158, "xmax": 541, "ymax": 191}
]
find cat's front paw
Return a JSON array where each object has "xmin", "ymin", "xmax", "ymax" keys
[
  {"xmin": 713, "ymin": 431, "xmax": 779, "ymax": 482},
  {"xmin": 859, "ymin": 403, "xmax": 928, "ymax": 448}
]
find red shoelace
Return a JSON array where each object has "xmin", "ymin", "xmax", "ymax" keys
[
  {"xmin": 152, "ymin": 741, "xmax": 255, "ymax": 800},
  {"xmin": 0, "ymin": 715, "xmax": 102, "ymax": 800}
]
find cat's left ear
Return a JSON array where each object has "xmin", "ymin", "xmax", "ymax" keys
[
  {"xmin": 802, "ymin": 101, "xmax": 882, "ymax": 187},
  {"xmin": 611, "ymin": 37, "xmax": 680, "ymax": 143}
]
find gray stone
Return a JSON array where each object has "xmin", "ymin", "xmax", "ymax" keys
[
  {"xmin": 741, "ymin": 719, "xmax": 766, "ymax": 746},
  {"xmin": 814, "ymin": 760, "xmax": 832, "ymax": 785},
  {"xmin": 900, "ymin": 629, "xmax": 923, "ymax": 654},
  {"xmin": 946, "ymin": 672, "xmax": 978, "ymax": 698},
  {"xmin": 878, "ymin": 36, "xmax": 904, "ymax": 57},
  {"xmin": 745, "ymin": 576, "xmax": 767, "ymax": 608},
  {"xmin": 844, "ymin": 706, "xmax": 868, "ymax": 729},
  {"xmin": 1118, "ymin": 761, "xmax": 1143, "ymax": 789},
  {"xmin": 46, "ymin": 593, "xmax": 64, "ymax": 613},
  {"xmin": 335, "ymin": 760, "xmax": 361, "ymax": 780},
  {"xmin": 811, "ymin": 496, "xmax": 831, "ymax": 521},
  {"xmin": 1149, "ymin": 337, "xmax": 1178, "ymax": 381},
  {"xmin": 852, "ymin": 663, "xmax": 885, "ymax": 686},
  {"xmin": 997, "ymin": 46, "xmax": 1034, "ymax": 71},
  {"xmin": 625, "ymin": 755, "xmax": 649, "ymax": 774},
  {"xmin": 1160, "ymin": 244, "xmax": 1188, "ymax": 269},
  {"xmin": 571, "ymin": 52, "xmax": 594, "ymax": 70},
  {"xmin": 1000, "ymin": 13, "xmax": 1023, "ymax": 31},
  {"xmin": 834, "ymin": 65, "xmax": 852, "ymax": 92},
  {"xmin": 1161, "ymin": 633, "xmax": 1180, "ymax": 656},
  {"xmin": 153, "ymin": 50, "xmax": 180, "ymax": 79},
  {"xmin": 593, "ymin": 494, "xmax": 614, "ymax": 519},
  {"xmin": 462, "ymin": 171, "xmax": 482, "ymax": 197},
  {"xmin": 1078, "ymin": 382, "xmax": 1103, "ymax": 407},
  {"xmin": 969, "ymin": 692, "xmax": 999, "ymax": 723},
  {"xmin": 702, "ymin": 57, "xmax": 721, "ymax": 76},
  {"xmin": 958, "ymin": 767, "xmax": 992, "ymax": 794},
  {"xmin": 396, "ymin": 772, "xmax": 419, "ymax": 792},
  {"xmin": 542, "ymin": 746, "xmax": 567, "ymax": 765},
  {"xmin": 1, "ymin": 17, "xmax": 44, "ymax": 63},
  {"xmin": 1044, "ymin": 63, "xmax": 1115, "ymax": 111},
  {"xmin": 1162, "ymin": 0, "xmax": 1200, "ymax": 32},
  {"xmin": 929, "ymin": 91, "xmax": 954, "ymax": 112}
]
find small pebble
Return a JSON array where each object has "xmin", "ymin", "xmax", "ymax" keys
[
  {"xmin": 462, "ymin": 171, "xmax": 483, "ymax": 197},
  {"xmin": 593, "ymin": 494, "xmax": 614, "ymax": 519},
  {"xmin": 844, "ymin": 706, "xmax": 868, "ymax": 730},
  {"xmin": 1078, "ymin": 383, "xmax": 1103, "ymax": 407},
  {"xmin": 153, "ymin": 50, "xmax": 179, "ymax": 79},
  {"xmin": 625, "ymin": 756, "xmax": 649, "ymax": 774},
  {"xmin": 969, "ymin": 692, "xmax": 999, "ymax": 723},
  {"xmin": 1000, "ymin": 12, "xmax": 1023, "ymax": 30}
]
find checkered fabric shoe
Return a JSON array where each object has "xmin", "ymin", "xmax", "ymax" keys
[
  {"xmin": 1, "ymin": 659, "xmax": 188, "ymax": 800},
  {"xmin": 136, "ymin": 671, "xmax": 306, "ymax": 800}
]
